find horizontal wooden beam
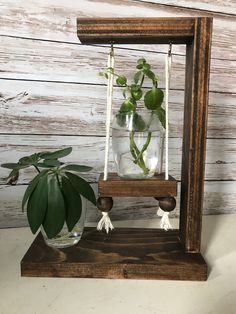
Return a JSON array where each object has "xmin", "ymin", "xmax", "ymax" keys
[
  {"xmin": 98, "ymin": 173, "xmax": 177, "ymax": 197},
  {"xmin": 77, "ymin": 17, "xmax": 195, "ymax": 44}
]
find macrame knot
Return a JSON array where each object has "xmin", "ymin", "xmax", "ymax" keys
[
  {"xmin": 157, "ymin": 207, "xmax": 172, "ymax": 231},
  {"xmin": 97, "ymin": 212, "xmax": 114, "ymax": 234}
]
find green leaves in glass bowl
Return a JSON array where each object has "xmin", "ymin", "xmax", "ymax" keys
[{"xmin": 1, "ymin": 147, "xmax": 96, "ymax": 239}]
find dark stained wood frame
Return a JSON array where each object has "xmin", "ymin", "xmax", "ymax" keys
[
  {"xmin": 21, "ymin": 17, "xmax": 212, "ymax": 281},
  {"xmin": 98, "ymin": 173, "xmax": 177, "ymax": 197},
  {"xmin": 77, "ymin": 17, "xmax": 213, "ymax": 253}
]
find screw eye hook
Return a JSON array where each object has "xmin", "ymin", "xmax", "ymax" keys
[
  {"xmin": 168, "ymin": 42, "xmax": 172, "ymax": 56},
  {"xmin": 110, "ymin": 42, "xmax": 114, "ymax": 55}
]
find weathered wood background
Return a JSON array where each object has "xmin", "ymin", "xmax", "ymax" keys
[{"xmin": 0, "ymin": 0, "xmax": 235, "ymax": 228}]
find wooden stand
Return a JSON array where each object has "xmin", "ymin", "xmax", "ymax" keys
[
  {"xmin": 21, "ymin": 172, "xmax": 206, "ymax": 281},
  {"xmin": 21, "ymin": 17, "xmax": 212, "ymax": 281}
]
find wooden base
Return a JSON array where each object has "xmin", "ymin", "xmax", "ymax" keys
[{"xmin": 21, "ymin": 227, "xmax": 207, "ymax": 281}]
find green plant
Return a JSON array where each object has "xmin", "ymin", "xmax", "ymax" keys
[
  {"xmin": 1, "ymin": 147, "xmax": 96, "ymax": 238},
  {"xmin": 99, "ymin": 58, "xmax": 165, "ymax": 176}
]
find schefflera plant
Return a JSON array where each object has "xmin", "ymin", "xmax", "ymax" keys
[
  {"xmin": 1, "ymin": 147, "xmax": 96, "ymax": 238},
  {"xmin": 99, "ymin": 57, "xmax": 166, "ymax": 176}
]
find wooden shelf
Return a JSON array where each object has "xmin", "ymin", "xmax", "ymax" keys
[
  {"xmin": 98, "ymin": 173, "xmax": 177, "ymax": 197},
  {"xmin": 21, "ymin": 227, "xmax": 207, "ymax": 281}
]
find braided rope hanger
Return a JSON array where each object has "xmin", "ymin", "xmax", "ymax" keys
[
  {"xmin": 157, "ymin": 43, "xmax": 172, "ymax": 230},
  {"xmin": 97, "ymin": 44, "xmax": 114, "ymax": 233},
  {"xmin": 103, "ymin": 44, "xmax": 114, "ymax": 181}
]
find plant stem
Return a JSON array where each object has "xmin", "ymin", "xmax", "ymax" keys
[
  {"xmin": 56, "ymin": 173, "xmax": 61, "ymax": 188},
  {"xmin": 140, "ymin": 74, "xmax": 145, "ymax": 87},
  {"xmin": 134, "ymin": 132, "xmax": 152, "ymax": 164},
  {"xmin": 33, "ymin": 165, "xmax": 40, "ymax": 173},
  {"xmin": 129, "ymin": 132, "xmax": 138, "ymax": 162},
  {"xmin": 129, "ymin": 131, "xmax": 150, "ymax": 176}
]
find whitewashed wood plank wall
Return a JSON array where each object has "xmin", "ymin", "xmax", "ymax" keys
[{"xmin": 0, "ymin": 0, "xmax": 235, "ymax": 228}]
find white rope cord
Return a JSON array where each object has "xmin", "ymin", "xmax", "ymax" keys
[
  {"xmin": 159, "ymin": 133, "xmax": 165, "ymax": 174},
  {"xmin": 103, "ymin": 45, "xmax": 114, "ymax": 181},
  {"xmin": 157, "ymin": 207, "xmax": 172, "ymax": 231},
  {"xmin": 98, "ymin": 45, "xmax": 115, "ymax": 233},
  {"xmin": 97, "ymin": 212, "xmax": 114, "ymax": 234},
  {"xmin": 165, "ymin": 44, "xmax": 172, "ymax": 181},
  {"xmin": 157, "ymin": 44, "xmax": 173, "ymax": 231}
]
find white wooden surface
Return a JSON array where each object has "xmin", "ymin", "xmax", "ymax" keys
[{"xmin": 0, "ymin": 0, "xmax": 235, "ymax": 227}]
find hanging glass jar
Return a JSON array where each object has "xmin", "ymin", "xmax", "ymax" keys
[{"xmin": 112, "ymin": 110, "xmax": 164, "ymax": 179}]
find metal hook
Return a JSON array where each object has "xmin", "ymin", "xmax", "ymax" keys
[
  {"xmin": 168, "ymin": 42, "xmax": 172, "ymax": 56},
  {"xmin": 110, "ymin": 42, "xmax": 114, "ymax": 55}
]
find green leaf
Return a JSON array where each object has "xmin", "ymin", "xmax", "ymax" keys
[
  {"xmin": 19, "ymin": 153, "xmax": 40, "ymax": 165},
  {"xmin": 65, "ymin": 172, "xmax": 96, "ymax": 206},
  {"xmin": 22, "ymin": 170, "xmax": 48, "ymax": 212},
  {"xmin": 156, "ymin": 107, "xmax": 166, "ymax": 128},
  {"xmin": 43, "ymin": 159, "xmax": 62, "ymax": 167},
  {"xmin": 35, "ymin": 160, "xmax": 62, "ymax": 168},
  {"xmin": 19, "ymin": 157, "xmax": 32, "ymax": 165},
  {"xmin": 62, "ymin": 164, "xmax": 93, "ymax": 172},
  {"xmin": 39, "ymin": 147, "xmax": 72, "ymax": 160},
  {"xmin": 107, "ymin": 67, "xmax": 114, "ymax": 74},
  {"xmin": 143, "ymin": 69, "xmax": 156, "ymax": 82},
  {"xmin": 136, "ymin": 64, "xmax": 143, "ymax": 70},
  {"xmin": 142, "ymin": 63, "xmax": 151, "ymax": 71},
  {"xmin": 115, "ymin": 112, "xmax": 127, "ymax": 127},
  {"xmin": 99, "ymin": 71, "xmax": 108, "ymax": 79},
  {"xmin": 133, "ymin": 71, "xmax": 142, "ymax": 84},
  {"xmin": 144, "ymin": 87, "xmax": 164, "ymax": 110},
  {"xmin": 27, "ymin": 175, "xmax": 48, "ymax": 234},
  {"xmin": 116, "ymin": 75, "xmax": 127, "ymax": 86},
  {"xmin": 137, "ymin": 58, "xmax": 146, "ymax": 65},
  {"xmin": 130, "ymin": 84, "xmax": 142, "ymax": 101},
  {"xmin": 133, "ymin": 113, "xmax": 146, "ymax": 131},
  {"xmin": 43, "ymin": 175, "xmax": 65, "ymax": 238},
  {"xmin": 61, "ymin": 176, "xmax": 82, "ymax": 231},
  {"xmin": 35, "ymin": 163, "xmax": 54, "ymax": 168},
  {"xmin": 1, "ymin": 163, "xmax": 28, "ymax": 170},
  {"xmin": 119, "ymin": 98, "xmax": 136, "ymax": 113}
]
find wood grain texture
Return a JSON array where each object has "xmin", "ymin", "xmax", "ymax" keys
[
  {"xmin": 139, "ymin": 0, "xmax": 236, "ymax": 16},
  {"xmin": 77, "ymin": 17, "xmax": 195, "ymax": 44},
  {"xmin": 21, "ymin": 228, "xmax": 207, "ymax": 280},
  {"xmin": 1, "ymin": 135, "xmax": 235, "ymax": 184},
  {"xmin": 1, "ymin": 36, "xmax": 235, "ymax": 93},
  {"xmin": 98, "ymin": 173, "xmax": 177, "ymax": 197},
  {"xmin": 1, "ymin": 80, "xmax": 235, "ymax": 138},
  {"xmin": 1, "ymin": 181, "xmax": 235, "ymax": 228},
  {"xmin": 0, "ymin": 0, "xmax": 235, "ymax": 229},
  {"xmin": 0, "ymin": 0, "xmax": 235, "ymax": 59},
  {"xmin": 180, "ymin": 17, "xmax": 212, "ymax": 252}
]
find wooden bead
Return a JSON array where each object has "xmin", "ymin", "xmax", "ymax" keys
[
  {"xmin": 155, "ymin": 197, "xmax": 176, "ymax": 212},
  {"xmin": 97, "ymin": 197, "xmax": 113, "ymax": 212}
]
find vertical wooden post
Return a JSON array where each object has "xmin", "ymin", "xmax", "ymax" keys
[{"xmin": 180, "ymin": 17, "xmax": 213, "ymax": 252}]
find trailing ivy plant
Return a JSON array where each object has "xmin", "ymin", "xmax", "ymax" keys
[
  {"xmin": 99, "ymin": 58, "xmax": 166, "ymax": 176},
  {"xmin": 1, "ymin": 147, "xmax": 96, "ymax": 238}
]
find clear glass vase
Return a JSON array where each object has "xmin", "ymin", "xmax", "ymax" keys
[
  {"xmin": 112, "ymin": 110, "xmax": 163, "ymax": 179},
  {"xmin": 41, "ymin": 199, "xmax": 87, "ymax": 249}
]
